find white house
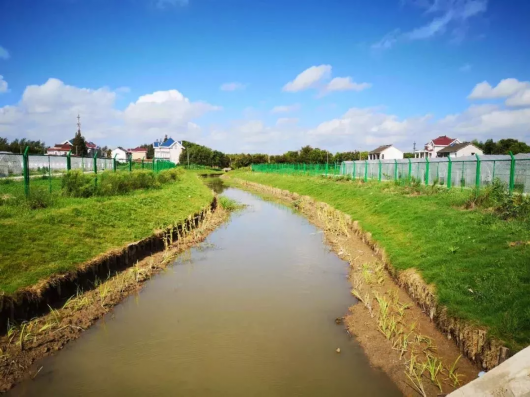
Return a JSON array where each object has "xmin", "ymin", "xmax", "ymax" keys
[
  {"xmin": 415, "ymin": 136, "xmax": 461, "ymax": 158},
  {"xmin": 437, "ymin": 142, "xmax": 484, "ymax": 158},
  {"xmin": 153, "ymin": 137, "xmax": 185, "ymax": 164},
  {"xmin": 111, "ymin": 147, "xmax": 129, "ymax": 162},
  {"xmin": 368, "ymin": 145, "xmax": 404, "ymax": 160}
]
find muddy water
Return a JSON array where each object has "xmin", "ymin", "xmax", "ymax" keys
[{"xmin": 10, "ymin": 186, "xmax": 401, "ymax": 397}]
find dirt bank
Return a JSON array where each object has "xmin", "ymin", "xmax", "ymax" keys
[
  {"xmin": 228, "ymin": 177, "xmax": 484, "ymax": 397},
  {"xmin": 0, "ymin": 198, "xmax": 230, "ymax": 392}
]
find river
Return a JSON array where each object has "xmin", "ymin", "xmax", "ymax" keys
[{"xmin": 9, "ymin": 183, "xmax": 400, "ymax": 396}]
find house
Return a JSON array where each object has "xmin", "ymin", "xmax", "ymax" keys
[
  {"xmin": 128, "ymin": 147, "xmax": 147, "ymax": 161},
  {"xmin": 153, "ymin": 136, "xmax": 185, "ymax": 164},
  {"xmin": 368, "ymin": 145, "xmax": 404, "ymax": 160},
  {"xmin": 46, "ymin": 138, "xmax": 99, "ymax": 156},
  {"xmin": 111, "ymin": 147, "xmax": 129, "ymax": 162},
  {"xmin": 415, "ymin": 136, "xmax": 461, "ymax": 158},
  {"xmin": 437, "ymin": 142, "xmax": 484, "ymax": 158},
  {"xmin": 46, "ymin": 143, "xmax": 72, "ymax": 156}
]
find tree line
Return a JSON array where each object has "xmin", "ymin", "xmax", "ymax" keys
[
  {"xmin": 0, "ymin": 138, "xmax": 47, "ymax": 154},
  {"xmin": 471, "ymin": 138, "xmax": 530, "ymax": 155}
]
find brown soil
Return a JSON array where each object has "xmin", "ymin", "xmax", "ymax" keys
[
  {"xmin": 228, "ymin": 177, "xmax": 482, "ymax": 397},
  {"xmin": 0, "ymin": 202, "xmax": 230, "ymax": 393}
]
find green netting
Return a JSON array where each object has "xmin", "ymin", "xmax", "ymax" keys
[{"xmin": 250, "ymin": 154, "xmax": 530, "ymax": 194}]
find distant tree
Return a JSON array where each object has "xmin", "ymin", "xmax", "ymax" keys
[
  {"xmin": 478, "ymin": 138, "xmax": 530, "ymax": 155},
  {"xmin": 483, "ymin": 139, "xmax": 496, "ymax": 154},
  {"xmin": 0, "ymin": 138, "xmax": 46, "ymax": 154},
  {"xmin": 71, "ymin": 131, "xmax": 88, "ymax": 156},
  {"xmin": 403, "ymin": 152, "xmax": 415, "ymax": 159},
  {"xmin": 141, "ymin": 144, "xmax": 154, "ymax": 159}
]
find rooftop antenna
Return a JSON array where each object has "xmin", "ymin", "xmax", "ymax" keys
[{"xmin": 413, "ymin": 141, "xmax": 416, "ymax": 152}]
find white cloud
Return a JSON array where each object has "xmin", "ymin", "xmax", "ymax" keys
[
  {"xmin": 116, "ymin": 86, "xmax": 131, "ymax": 93},
  {"xmin": 322, "ymin": 77, "xmax": 372, "ymax": 94},
  {"xmin": 282, "ymin": 65, "xmax": 332, "ymax": 92},
  {"xmin": 406, "ymin": 12, "xmax": 454, "ymax": 40},
  {"xmin": 0, "ymin": 79, "xmax": 219, "ymax": 147},
  {"xmin": 469, "ymin": 78, "xmax": 530, "ymax": 99},
  {"xmin": 270, "ymin": 104, "xmax": 301, "ymax": 114},
  {"xmin": 0, "ymin": 76, "xmax": 7, "ymax": 93},
  {"xmin": 276, "ymin": 117, "xmax": 299, "ymax": 126},
  {"xmin": 506, "ymin": 89, "xmax": 530, "ymax": 107},
  {"xmin": 459, "ymin": 63, "xmax": 472, "ymax": 72},
  {"xmin": 373, "ymin": 0, "xmax": 487, "ymax": 49},
  {"xmin": 220, "ymin": 82, "xmax": 247, "ymax": 91},
  {"xmin": 0, "ymin": 46, "xmax": 9, "ymax": 60},
  {"xmin": 371, "ymin": 29, "xmax": 401, "ymax": 50},
  {"xmin": 305, "ymin": 102, "xmax": 530, "ymax": 151}
]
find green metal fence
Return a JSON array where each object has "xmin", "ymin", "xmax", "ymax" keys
[
  {"xmin": 251, "ymin": 153, "xmax": 530, "ymax": 195},
  {"xmin": 0, "ymin": 149, "xmax": 177, "ymax": 197}
]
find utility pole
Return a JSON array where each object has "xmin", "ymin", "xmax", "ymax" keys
[{"xmin": 413, "ymin": 141, "xmax": 416, "ymax": 153}]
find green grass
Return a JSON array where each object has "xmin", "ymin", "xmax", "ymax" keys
[
  {"xmin": 231, "ymin": 171, "xmax": 530, "ymax": 351},
  {"xmin": 0, "ymin": 171, "xmax": 213, "ymax": 294}
]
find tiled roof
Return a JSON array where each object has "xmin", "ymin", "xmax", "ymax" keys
[
  {"xmin": 438, "ymin": 142, "xmax": 473, "ymax": 153},
  {"xmin": 369, "ymin": 145, "xmax": 392, "ymax": 154},
  {"xmin": 432, "ymin": 136, "xmax": 455, "ymax": 146},
  {"xmin": 129, "ymin": 147, "xmax": 147, "ymax": 152}
]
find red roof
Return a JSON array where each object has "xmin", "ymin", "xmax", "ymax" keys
[
  {"xmin": 129, "ymin": 147, "xmax": 147, "ymax": 152},
  {"xmin": 49, "ymin": 144, "xmax": 72, "ymax": 151},
  {"xmin": 432, "ymin": 136, "xmax": 455, "ymax": 146}
]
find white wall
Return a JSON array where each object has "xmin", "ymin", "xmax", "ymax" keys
[
  {"xmin": 111, "ymin": 148, "xmax": 128, "ymax": 162},
  {"xmin": 450, "ymin": 145, "xmax": 484, "ymax": 158},
  {"xmin": 155, "ymin": 144, "xmax": 183, "ymax": 164},
  {"xmin": 380, "ymin": 146, "xmax": 404, "ymax": 160}
]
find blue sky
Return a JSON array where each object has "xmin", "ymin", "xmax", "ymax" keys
[{"xmin": 1, "ymin": 0, "xmax": 529, "ymax": 153}]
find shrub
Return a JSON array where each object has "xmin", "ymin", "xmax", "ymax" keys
[
  {"xmin": 27, "ymin": 187, "xmax": 54, "ymax": 209},
  {"xmin": 156, "ymin": 168, "xmax": 183, "ymax": 184},
  {"xmin": 61, "ymin": 170, "xmax": 95, "ymax": 198}
]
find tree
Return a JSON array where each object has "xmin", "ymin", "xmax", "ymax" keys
[
  {"xmin": 483, "ymin": 139, "xmax": 495, "ymax": 155},
  {"xmin": 141, "ymin": 144, "xmax": 154, "ymax": 159},
  {"xmin": 71, "ymin": 131, "xmax": 88, "ymax": 156},
  {"xmin": 0, "ymin": 138, "xmax": 46, "ymax": 154}
]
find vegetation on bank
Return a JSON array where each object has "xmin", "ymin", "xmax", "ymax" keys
[
  {"xmin": 230, "ymin": 171, "xmax": 530, "ymax": 351},
  {"xmin": 0, "ymin": 170, "xmax": 214, "ymax": 294}
]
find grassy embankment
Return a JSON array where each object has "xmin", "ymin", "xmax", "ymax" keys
[
  {"xmin": 0, "ymin": 170, "xmax": 213, "ymax": 294},
  {"xmin": 231, "ymin": 170, "xmax": 530, "ymax": 351}
]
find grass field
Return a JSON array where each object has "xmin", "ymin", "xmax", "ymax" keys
[
  {"xmin": 0, "ymin": 171, "xmax": 213, "ymax": 294},
  {"xmin": 231, "ymin": 171, "xmax": 530, "ymax": 351}
]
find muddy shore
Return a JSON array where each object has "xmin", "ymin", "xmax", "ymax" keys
[
  {"xmin": 0, "ymin": 198, "xmax": 230, "ymax": 392},
  {"xmin": 227, "ymin": 177, "xmax": 485, "ymax": 396}
]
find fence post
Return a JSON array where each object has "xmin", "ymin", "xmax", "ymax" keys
[
  {"xmin": 475, "ymin": 154, "xmax": 481, "ymax": 193},
  {"xmin": 93, "ymin": 151, "xmax": 98, "ymax": 189},
  {"xmin": 509, "ymin": 151, "xmax": 515, "ymax": 195},
  {"xmin": 142, "ymin": 159, "xmax": 144, "ymax": 169},
  {"xmin": 66, "ymin": 150, "xmax": 72, "ymax": 171},
  {"xmin": 408, "ymin": 158, "xmax": 412, "ymax": 182},
  {"xmin": 394, "ymin": 160, "xmax": 398, "ymax": 181},
  {"xmin": 425, "ymin": 157, "xmax": 430, "ymax": 185},
  {"xmin": 364, "ymin": 160, "xmax": 368, "ymax": 182},
  {"xmin": 128, "ymin": 154, "xmax": 132, "ymax": 172},
  {"xmin": 48, "ymin": 155, "xmax": 52, "ymax": 193},
  {"xmin": 378, "ymin": 160, "xmax": 382, "ymax": 182},
  {"xmin": 325, "ymin": 162, "xmax": 328, "ymax": 177},
  {"xmin": 352, "ymin": 161, "xmax": 356, "ymax": 180},
  {"xmin": 113, "ymin": 154, "xmax": 118, "ymax": 172},
  {"xmin": 23, "ymin": 146, "xmax": 30, "ymax": 198},
  {"xmin": 447, "ymin": 157, "xmax": 452, "ymax": 189}
]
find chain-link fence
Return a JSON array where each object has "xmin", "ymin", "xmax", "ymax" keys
[
  {"xmin": 0, "ymin": 149, "xmax": 177, "ymax": 197},
  {"xmin": 251, "ymin": 153, "xmax": 530, "ymax": 194}
]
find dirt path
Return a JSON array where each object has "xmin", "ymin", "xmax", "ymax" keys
[{"xmin": 229, "ymin": 177, "xmax": 480, "ymax": 397}]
